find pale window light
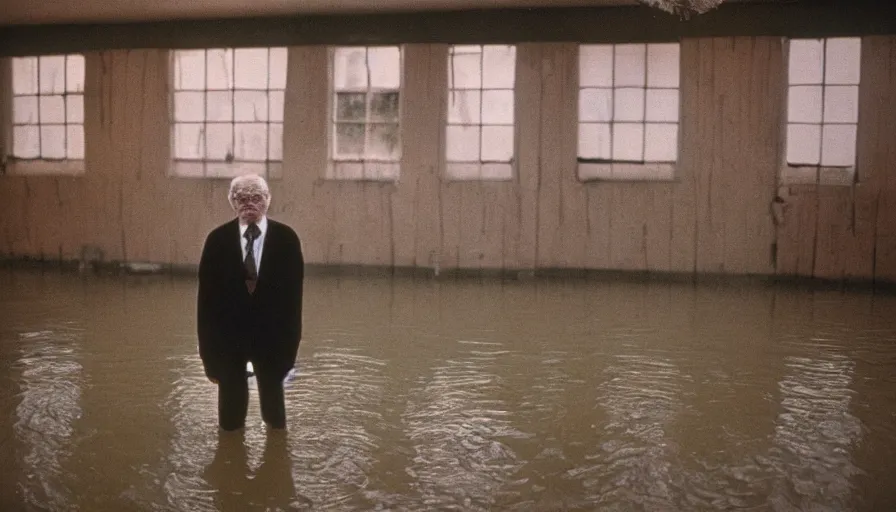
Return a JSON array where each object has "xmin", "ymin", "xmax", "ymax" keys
[
  {"xmin": 577, "ymin": 43, "xmax": 680, "ymax": 181},
  {"xmin": 171, "ymin": 47, "xmax": 287, "ymax": 179},
  {"xmin": 10, "ymin": 55, "xmax": 85, "ymax": 164},
  {"xmin": 786, "ymin": 38, "xmax": 861, "ymax": 170},
  {"xmin": 329, "ymin": 46, "xmax": 402, "ymax": 181},
  {"xmin": 445, "ymin": 44, "xmax": 516, "ymax": 181}
]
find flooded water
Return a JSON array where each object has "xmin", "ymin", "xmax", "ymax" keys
[{"xmin": 1, "ymin": 268, "xmax": 895, "ymax": 511}]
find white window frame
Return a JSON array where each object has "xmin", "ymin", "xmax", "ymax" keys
[
  {"xmin": 782, "ymin": 37, "xmax": 862, "ymax": 186},
  {"xmin": 168, "ymin": 47, "xmax": 287, "ymax": 180},
  {"xmin": 326, "ymin": 45, "xmax": 403, "ymax": 182},
  {"xmin": 2, "ymin": 54, "xmax": 86, "ymax": 176},
  {"xmin": 576, "ymin": 43, "xmax": 681, "ymax": 183}
]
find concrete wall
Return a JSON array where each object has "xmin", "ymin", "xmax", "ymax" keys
[{"xmin": 1, "ymin": 37, "xmax": 895, "ymax": 282}]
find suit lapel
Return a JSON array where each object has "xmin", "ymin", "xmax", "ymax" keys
[{"xmin": 257, "ymin": 220, "xmax": 275, "ymax": 285}]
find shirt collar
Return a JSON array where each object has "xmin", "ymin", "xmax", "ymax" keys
[{"xmin": 239, "ymin": 215, "xmax": 268, "ymax": 237}]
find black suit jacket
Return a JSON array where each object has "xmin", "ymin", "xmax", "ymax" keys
[{"xmin": 197, "ymin": 217, "xmax": 304, "ymax": 380}]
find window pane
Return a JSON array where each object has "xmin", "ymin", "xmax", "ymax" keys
[
  {"xmin": 66, "ymin": 55, "xmax": 85, "ymax": 93},
  {"xmin": 234, "ymin": 91, "xmax": 268, "ymax": 122},
  {"xmin": 614, "ymin": 44, "xmax": 646, "ymax": 87},
  {"xmin": 823, "ymin": 85, "xmax": 859, "ymax": 123},
  {"xmin": 39, "ymin": 56, "xmax": 66, "ymax": 94},
  {"xmin": 234, "ymin": 48, "xmax": 269, "ymax": 89},
  {"xmin": 334, "ymin": 47, "xmax": 368, "ymax": 90},
  {"xmin": 786, "ymin": 124, "xmax": 821, "ymax": 165},
  {"xmin": 206, "ymin": 49, "xmax": 233, "ymax": 90},
  {"xmin": 174, "ymin": 50, "xmax": 206, "ymax": 90},
  {"xmin": 174, "ymin": 91, "xmax": 206, "ymax": 122},
  {"xmin": 66, "ymin": 94, "xmax": 84, "ymax": 124},
  {"xmin": 335, "ymin": 123, "xmax": 365, "ymax": 158},
  {"xmin": 788, "ymin": 85, "xmax": 823, "ymax": 123},
  {"xmin": 13, "ymin": 96, "xmax": 38, "ymax": 124},
  {"xmin": 579, "ymin": 88, "xmax": 612, "ymax": 123},
  {"xmin": 579, "ymin": 45, "xmax": 613, "ymax": 87},
  {"xmin": 612, "ymin": 123, "xmax": 644, "ymax": 161},
  {"xmin": 446, "ymin": 125, "xmax": 480, "ymax": 162},
  {"xmin": 647, "ymin": 43, "xmax": 680, "ymax": 88},
  {"xmin": 370, "ymin": 92, "xmax": 400, "ymax": 122},
  {"xmin": 578, "ymin": 122, "xmax": 611, "ymax": 160},
  {"xmin": 825, "ymin": 38, "xmax": 861, "ymax": 85},
  {"xmin": 481, "ymin": 125, "xmax": 513, "ymax": 162},
  {"xmin": 41, "ymin": 125, "xmax": 66, "ymax": 159},
  {"xmin": 481, "ymin": 90, "xmax": 514, "ymax": 125},
  {"xmin": 269, "ymin": 91, "xmax": 285, "ymax": 123},
  {"xmin": 174, "ymin": 123, "xmax": 205, "ymax": 160},
  {"xmin": 269, "ymin": 47, "xmax": 288, "ymax": 90},
  {"xmin": 40, "ymin": 96, "xmax": 66, "ymax": 124},
  {"xmin": 789, "ymin": 39, "xmax": 824, "ymax": 85},
  {"xmin": 644, "ymin": 123, "xmax": 678, "ymax": 162},
  {"xmin": 269, "ymin": 123, "xmax": 283, "ymax": 161},
  {"xmin": 367, "ymin": 123, "xmax": 400, "ymax": 160},
  {"xmin": 645, "ymin": 89, "xmax": 678, "ymax": 122},
  {"xmin": 821, "ymin": 124, "xmax": 857, "ymax": 167},
  {"xmin": 448, "ymin": 90, "xmax": 481, "ymax": 125},
  {"xmin": 368, "ymin": 46, "xmax": 401, "ymax": 89},
  {"xmin": 449, "ymin": 50, "xmax": 481, "ymax": 89},
  {"xmin": 67, "ymin": 125, "xmax": 85, "ymax": 160},
  {"xmin": 206, "ymin": 123, "xmax": 234, "ymax": 161},
  {"xmin": 482, "ymin": 45, "xmax": 515, "ymax": 89},
  {"xmin": 206, "ymin": 91, "xmax": 233, "ymax": 122},
  {"xmin": 13, "ymin": 126, "xmax": 40, "ymax": 158},
  {"xmin": 614, "ymin": 88, "xmax": 645, "ymax": 122},
  {"xmin": 336, "ymin": 93, "xmax": 367, "ymax": 122},
  {"xmin": 235, "ymin": 123, "xmax": 268, "ymax": 161},
  {"xmin": 13, "ymin": 57, "xmax": 39, "ymax": 95}
]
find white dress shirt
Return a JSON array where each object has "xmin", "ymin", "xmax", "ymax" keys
[{"xmin": 239, "ymin": 215, "xmax": 267, "ymax": 274}]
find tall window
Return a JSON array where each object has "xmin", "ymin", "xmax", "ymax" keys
[
  {"xmin": 786, "ymin": 38, "xmax": 861, "ymax": 175},
  {"xmin": 330, "ymin": 46, "xmax": 402, "ymax": 181},
  {"xmin": 8, "ymin": 54, "xmax": 85, "ymax": 174},
  {"xmin": 171, "ymin": 47, "xmax": 287, "ymax": 179},
  {"xmin": 445, "ymin": 45, "xmax": 516, "ymax": 181},
  {"xmin": 577, "ymin": 43, "xmax": 680, "ymax": 181}
]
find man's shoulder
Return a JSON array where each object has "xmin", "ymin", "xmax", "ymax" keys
[
  {"xmin": 206, "ymin": 219, "xmax": 238, "ymax": 240},
  {"xmin": 267, "ymin": 218, "xmax": 300, "ymax": 241}
]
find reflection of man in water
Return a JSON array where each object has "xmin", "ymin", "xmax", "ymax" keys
[{"xmin": 197, "ymin": 174, "xmax": 304, "ymax": 430}]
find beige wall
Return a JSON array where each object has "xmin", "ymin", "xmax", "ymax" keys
[{"xmin": 1, "ymin": 37, "xmax": 895, "ymax": 282}]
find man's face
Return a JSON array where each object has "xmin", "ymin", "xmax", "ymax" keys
[{"xmin": 231, "ymin": 189, "xmax": 269, "ymax": 224}]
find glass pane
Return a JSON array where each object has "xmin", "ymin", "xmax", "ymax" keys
[
  {"xmin": 336, "ymin": 93, "xmax": 367, "ymax": 122},
  {"xmin": 269, "ymin": 47, "xmax": 288, "ymax": 90},
  {"xmin": 13, "ymin": 126, "xmax": 40, "ymax": 158},
  {"xmin": 334, "ymin": 47, "xmax": 368, "ymax": 90},
  {"xmin": 66, "ymin": 94, "xmax": 84, "ymax": 124},
  {"xmin": 644, "ymin": 123, "xmax": 678, "ymax": 162},
  {"xmin": 234, "ymin": 90, "xmax": 268, "ymax": 122},
  {"xmin": 786, "ymin": 124, "xmax": 821, "ymax": 165},
  {"xmin": 40, "ymin": 95, "xmax": 66, "ymax": 124},
  {"xmin": 367, "ymin": 123, "xmax": 400, "ymax": 160},
  {"xmin": 41, "ymin": 125, "xmax": 66, "ymax": 159},
  {"xmin": 206, "ymin": 123, "xmax": 234, "ymax": 161},
  {"xmin": 13, "ymin": 96, "xmax": 39, "ymax": 124},
  {"xmin": 174, "ymin": 91, "xmax": 206, "ymax": 122},
  {"xmin": 174, "ymin": 50, "xmax": 206, "ymax": 90},
  {"xmin": 269, "ymin": 91, "xmax": 285, "ymax": 123},
  {"xmin": 12, "ymin": 57, "xmax": 38, "ymax": 95},
  {"xmin": 174, "ymin": 123, "xmax": 205, "ymax": 160},
  {"xmin": 614, "ymin": 44, "xmax": 646, "ymax": 87},
  {"xmin": 66, "ymin": 55, "xmax": 86, "ymax": 93},
  {"xmin": 448, "ymin": 90, "xmax": 481, "ymax": 125},
  {"xmin": 789, "ymin": 39, "xmax": 824, "ymax": 85},
  {"xmin": 206, "ymin": 91, "xmax": 233, "ymax": 122},
  {"xmin": 579, "ymin": 88, "xmax": 612, "ymax": 123},
  {"xmin": 335, "ymin": 123, "xmax": 365, "ymax": 158},
  {"xmin": 825, "ymin": 38, "xmax": 861, "ymax": 85},
  {"xmin": 788, "ymin": 85, "xmax": 823, "ymax": 123},
  {"xmin": 614, "ymin": 88, "xmax": 645, "ymax": 122},
  {"xmin": 368, "ymin": 46, "xmax": 401, "ymax": 89},
  {"xmin": 578, "ymin": 122, "xmax": 611, "ymax": 160},
  {"xmin": 821, "ymin": 124, "xmax": 857, "ymax": 167},
  {"xmin": 647, "ymin": 43, "xmax": 680, "ymax": 88},
  {"xmin": 268, "ymin": 123, "xmax": 283, "ymax": 161},
  {"xmin": 39, "ymin": 56, "xmax": 66, "ymax": 94},
  {"xmin": 234, "ymin": 48, "xmax": 269, "ymax": 89},
  {"xmin": 579, "ymin": 45, "xmax": 613, "ymax": 87},
  {"xmin": 235, "ymin": 123, "xmax": 268, "ymax": 161},
  {"xmin": 370, "ymin": 92, "xmax": 400, "ymax": 122},
  {"xmin": 449, "ymin": 49, "xmax": 481, "ymax": 89},
  {"xmin": 67, "ymin": 125, "xmax": 85, "ymax": 160},
  {"xmin": 645, "ymin": 89, "xmax": 679, "ymax": 122},
  {"xmin": 482, "ymin": 45, "xmax": 515, "ymax": 89},
  {"xmin": 823, "ymin": 85, "xmax": 859, "ymax": 123},
  {"xmin": 206, "ymin": 49, "xmax": 233, "ymax": 90},
  {"xmin": 481, "ymin": 90, "xmax": 514, "ymax": 125},
  {"xmin": 612, "ymin": 123, "xmax": 644, "ymax": 161},
  {"xmin": 446, "ymin": 125, "xmax": 480, "ymax": 162},
  {"xmin": 481, "ymin": 125, "xmax": 513, "ymax": 162}
]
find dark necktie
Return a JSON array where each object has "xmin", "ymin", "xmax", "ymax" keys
[{"xmin": 244, "ymin": 223, "xmax": 261, "ymax": 293}]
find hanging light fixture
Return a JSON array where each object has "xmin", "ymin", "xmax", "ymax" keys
[{"xmin": 640, "ymin": 0, "xmax": 725, "ymax": 17}]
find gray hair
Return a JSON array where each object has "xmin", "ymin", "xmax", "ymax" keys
[{"xmin": 228, "ymin": 174, "xmax": 270, "ymax": 202}]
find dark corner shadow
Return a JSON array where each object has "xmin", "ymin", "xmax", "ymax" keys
[{"xmin": 203, "ymin": 428, "xmax": 312, "ymax": 511}]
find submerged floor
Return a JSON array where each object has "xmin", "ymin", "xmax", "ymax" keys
[{"xmin": 1, "ymin": 268, "xmax": 895, "ymax": 511}]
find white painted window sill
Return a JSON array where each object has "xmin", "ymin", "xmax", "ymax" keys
[
  {"xmin": 578, "ymin": 162, "xmax": 675, "ymax": 182},
  {"xmin": 3, "ymin": 159, "xmax": 85, "ymax": 176},
  {"xmin": 170, "ymin": 161, "xmax": 283, "ymax": 180},
  {"xmin": 780, "ymin": 165, "xmax": 855, "ymax": 186},
  {"xmin": 325, "ymin": 161, "xmax": 400, "ymax": 182},
  {"xmin": 444, "ymin": 162, "xmax": 513, "ymax": 181}
]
